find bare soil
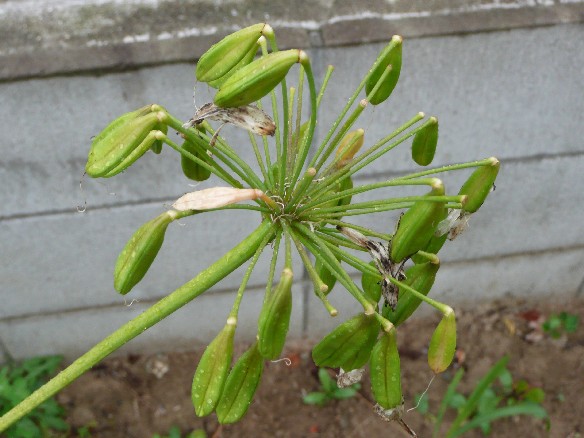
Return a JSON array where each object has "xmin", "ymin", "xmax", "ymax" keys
[{"xmin": 58, "ymin": 297, "xmax": 584, "ymax": 438}]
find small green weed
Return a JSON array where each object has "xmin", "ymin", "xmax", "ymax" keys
[
  {"xmin": 0, "ymin": 355, "xmax": 68, "ymax": 437},
  {"xmin": 152, "ymin": 425, "xmax": 206, "ymax": 438},
  {"xmin": 302, "ymin": 368, "xmax": 360, "ymax": 406},
  {"xmin": 415, "ymin": 356, "xmax": 548, "ymax": 437},
  {"xmin": 543, "ymin": 312, "xmax": 579, "ymax": 339}
]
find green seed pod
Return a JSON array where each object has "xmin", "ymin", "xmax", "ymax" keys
[
  {"xmin": 257, "ymin": 268, "xmax": 293, "ymax": 360},
  {"xmin": 181, "ymin": 139, "xmax": 212, "ymax": 181},
  {"xmin": 411, "ymin": 208, "xmax": 448, "ymax": 264},
  {"xmin": 102, "ymin": 130, "xmax": 161, "ymax": 178},
  {"xmin": 312, "ymin": 312, "xmax": 380, "ymax": 370},
  {"xmin": 89, "ymin": 105, "xmax": 153, "ymax": 158},
  {"xmin": 362, "ymin": 261, "xmax": 382, "ymax": 303},
  {"xmin": 86, "ymin": 111, "xmax": 160, "ymax": 177},
  {"xmin": 336, "ymin": 175, "xmax": 354, "ymax": 208},
  {"xmin": 150, "ymin": 122, "xmax": 167, "ymax": 154},
  {"xmin": 216, "ymin": 342, "xmax": 264, "ymax": 424},
  {"xmin": 192, "ymin": 321, "xmax": 236, "ymax": 417},
  {"xmin": 196, "ymin": 23, "xmax": 265, "ymax": 83},
  {"xmin": 214, "ymin": 50, "xmax": 300, "ymax": 108},
  {"xmin": 459, "ymin": 157, "xmax": 500, "ymax": 213},
  {"xmin": 411, "ymin": 117, "xmax": 438, "ymax": 166},
  {"xmin": 370, "ymin": 328, "xmax": 402, "ymax": 409},
  {"xmin": 315, "ymin": 257, "xmax": 337, "ymax": 295},
  {"xmin": 385, "ymin": 261, "xmax": 440, "ymax": 326},
  {"xmin": 291, "ymin": 121, "xmax": 310, "ymax": 149},
  {"xmin": 390, "ymin": 180, "xmax": 447, "ymax": 263},
  {"xmin": 366, "ymin": 36, "xmax": 402, "ymax": 105},
  {"xmin": 428, "ymin": 310, "xmax": 457, "ymax": 374},
  {"xmin": 114, "ymin": 210, "xmax": 176, "ymax": 295},
  {"xmin": 335, "ymin": 129, "xmax": 364, "ymax": 169},
  {"xmin": 207, "ymin": 42, "xmax": 258, "ymax": 89}
]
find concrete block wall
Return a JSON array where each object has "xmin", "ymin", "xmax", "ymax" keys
[{"xmin": 1, "ymin": 0, "xmax": 583, "ymax": 361}]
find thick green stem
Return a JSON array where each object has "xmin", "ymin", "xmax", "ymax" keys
[{"xmin": 0, "ymin": 221, "xmax": 276, "ymax": 432}]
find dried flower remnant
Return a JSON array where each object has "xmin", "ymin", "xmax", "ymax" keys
[
  {"xmin": 338, "ymin": 226, "xmax": 405, "ymax": 309},
  {"xmin": 172, "ymin": 187, "xmax": 265, "ymax": 211},
  {"xmin": 337, "ymin": 367, "xmax": 365, "ymax": 388},
  {"xmin": 183, "ymin": 103, "xmax": 276, "ymax": 137}
]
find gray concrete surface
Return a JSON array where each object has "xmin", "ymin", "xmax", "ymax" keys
[{"xmin": 1, "ymin": 0, "xmax": 583, "ymax": 361}]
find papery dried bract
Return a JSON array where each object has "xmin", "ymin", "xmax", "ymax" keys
[
  {"xmin": 385, "ymin": 261, "xmax": 440, "ymax": 326},
  {"xmin": 172, "ymin": 187, "xmax": 264, "ymax": 211}
]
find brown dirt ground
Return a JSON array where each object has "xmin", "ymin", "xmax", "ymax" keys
[{"xmin": 57, "ymin": 297, "xmax": 584, "ymax": 438}]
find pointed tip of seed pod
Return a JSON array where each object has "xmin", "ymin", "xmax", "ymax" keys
[
  {"xmin": 298, "ymin": 50, "xmax": 308, "ymax": 64},
  {"xmin": 443, "ymin": 305, "xmax": 454, "ymax": 317},
  {"xmin": 359, "ymin": 99, "xmax": 368, "ymax": 108},
  {"xmin": 227, "ymin": 316, "xmax": 237, "ymax": 326},
  {"xmin": 392, "ymin": 35, "xmax": 403, "ymax": 44},
  {"xmin": 430, "ymin": 178, "xmax": 443, "ymax": 190},
  {"xmin": 429, "ymin": 116, "xmax": 438, "ymax": 124},
  {"xmin": 166, "ymin": 210, "xmax": 179, "ymax": 221},
  {"xmin": 262, "ymin": 23, "xmax": 272, "ymax": 36},
  {"xmin": 282, "ymin": 267, "xmax": 293, "ymax": 278},
  {"xmin": 307, "ymin": 167, "xmax": 317, "ymax": 177},
  {"xmin": 488, "ymin": 156, "xmax": 500, "ymax": 167}
]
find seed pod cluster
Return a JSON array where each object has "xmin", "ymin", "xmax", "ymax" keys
[{"xmin": 86, "ymin": 106, "xmax": 165, "ymax": 178}]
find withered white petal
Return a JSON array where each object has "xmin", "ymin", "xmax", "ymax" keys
[{"xmin": 172, "ymin": 187, "xmax": 264, "ymax": 211}]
